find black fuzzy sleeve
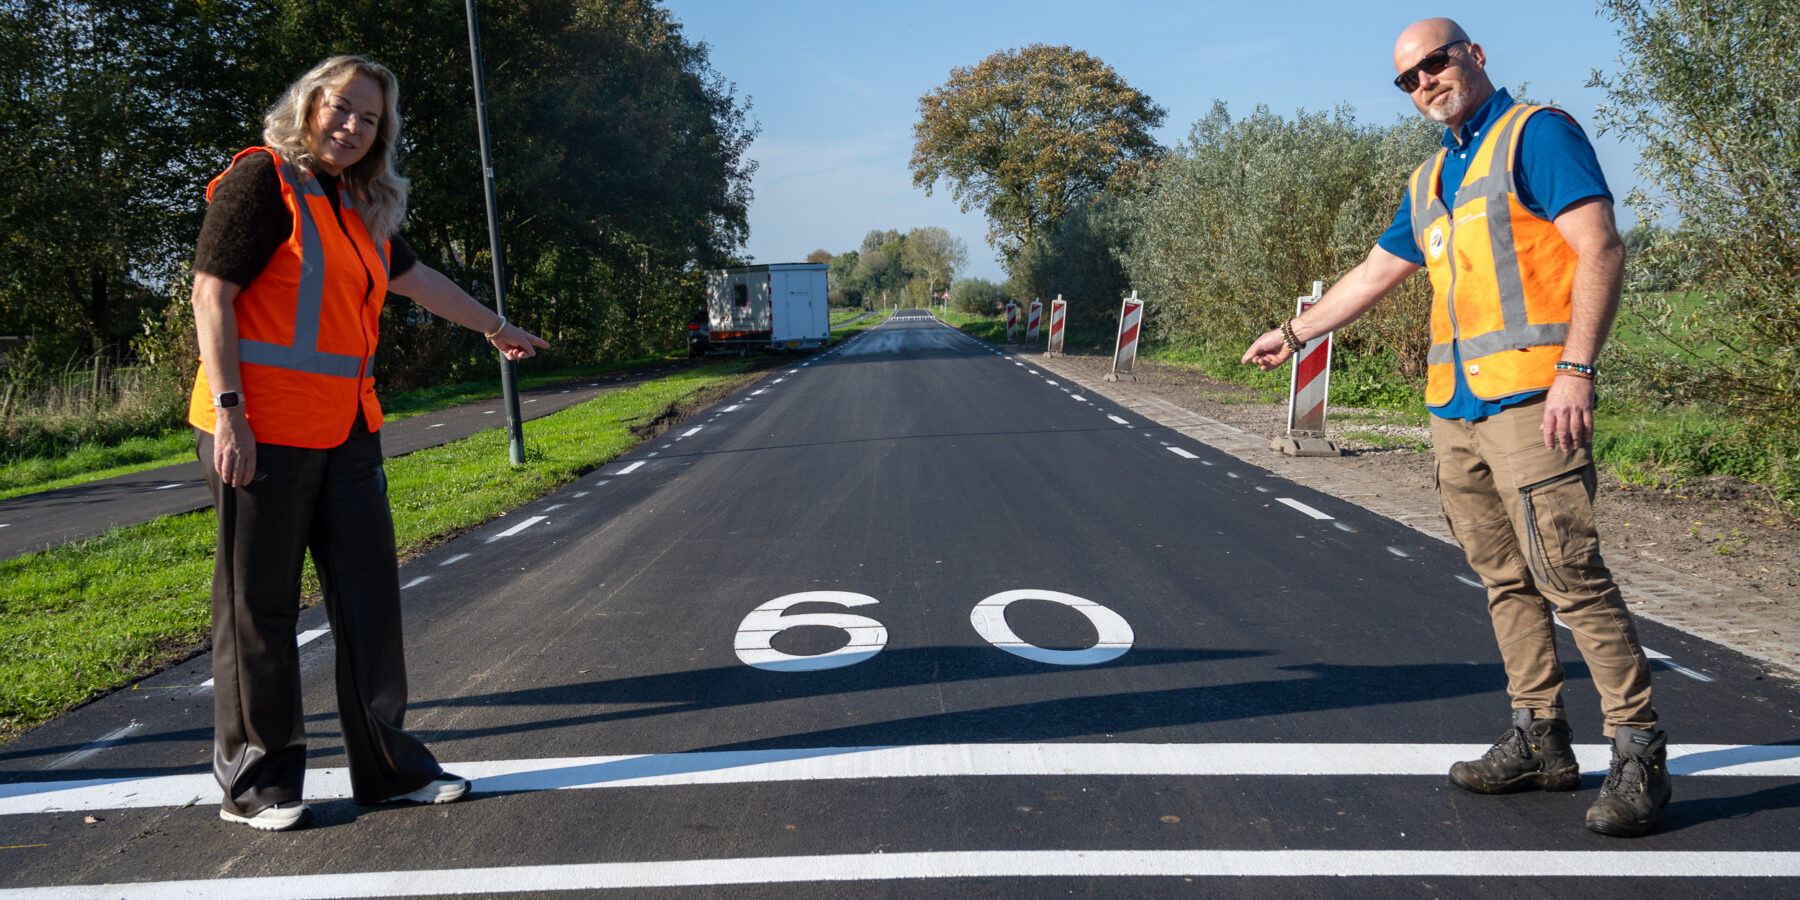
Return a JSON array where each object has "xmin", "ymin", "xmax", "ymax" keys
[{"xmin": 193, "ymin": 152, "xmax": 288, "ymax": 288}]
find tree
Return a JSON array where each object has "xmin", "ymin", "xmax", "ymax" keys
[
  {"xmin": 1005, "ymin": 192, "xmax": 1136, "ymax": 339},
  {"xmin": 901, "ymin": 226, "xmax": 966, "ymax": 306},
  {"xmin": 910, "ymin": 45, "xmax": 1165, "ymax": 260},
  {"xmin": 1591, "ymin": 0, "xmax": 1800, "ymax": 495},
  {"xmin": 0, "ymin": 0, "xmax": 271, "ymax": 370},
  {"xmin": 949, "ymin": 277, "xmax": 1000, "ymax": 315},
  {"xmin": 1123, "ymin": 102, "xmax": 1437, "ymax": 372},
  {"xmin": 804, "ymin": 248, "xmax": 832, "ymax": 265}
]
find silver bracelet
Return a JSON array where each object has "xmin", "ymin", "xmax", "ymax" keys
[{"xmin": 483, "ymin": 315, "xmax": 507, "ymax": 339}]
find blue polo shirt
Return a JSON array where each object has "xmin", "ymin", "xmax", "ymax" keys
[{"xmin": 1377, "ymin": 89, "xmax": 1612, "ymax": 421}]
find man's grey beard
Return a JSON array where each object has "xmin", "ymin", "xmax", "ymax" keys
[{"xmin": 1425, "ymin": 89, "xmax": 1469, "ymax": 124}]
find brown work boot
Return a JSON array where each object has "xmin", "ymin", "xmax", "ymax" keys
[
  {"xmin": 1585, "ymin": 726, "xmax": 1672, "ymax": 837},
  {"xmin": 1449, "ymin": 709, "xmax": 1581, "ymax": 794}
]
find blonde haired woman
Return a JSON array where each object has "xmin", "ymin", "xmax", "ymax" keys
[{"xmin": 190, "ymin": 55, "xmax": 545, "ymax": 831}]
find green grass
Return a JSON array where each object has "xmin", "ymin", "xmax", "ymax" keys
[
  {"xmin": 0, "ymin": 354, "xmax": 688, "ymax": 501},
  {"xmin": 0, "ymin": 359, "xmax": 759, "ymax": 740},
  {"xmin": 831, "ymin": 308, "xmax": 894, "ymax": 338}
]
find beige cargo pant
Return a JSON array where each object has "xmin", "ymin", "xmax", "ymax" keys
[{"xmin": 1432, "ymin": 398, "xmax": 1656, "ymax": 736}]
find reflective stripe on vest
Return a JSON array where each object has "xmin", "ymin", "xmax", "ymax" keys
[
  {"xmin": 234, "ymin": 162, "xmax": 375, "ymax": 379},
  {"xmin": 1410, "ymin": 103, "xmax": 1577, "ymax": 405}
]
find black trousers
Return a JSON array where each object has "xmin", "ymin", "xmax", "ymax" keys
[{"xmin": 199, "ymin": 412, "xmax": 441, "ymax": 815}]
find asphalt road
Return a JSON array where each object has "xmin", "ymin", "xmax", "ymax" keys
[
  {"xmin": 0, "ymin": 364, "xmax": 691, "ymax": 562},
  {"xmin": 3, "ymin": 311, "xmax": 1798, "ymax": 897}
]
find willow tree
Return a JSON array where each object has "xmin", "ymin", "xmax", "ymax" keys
[
  {"xmin": 910, "ymin": 44, "xmax": 1164, "ymax": 260},
  {"xmin": 1591, "ymin": 0, "xmax": 1799, "ymax": 492}
]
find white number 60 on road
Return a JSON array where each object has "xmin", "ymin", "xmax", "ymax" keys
[{"xmin": 734, "ymin": 589, "xmax": 1133, "ymax": 672}]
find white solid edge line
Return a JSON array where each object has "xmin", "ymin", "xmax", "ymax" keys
[
  {"xmin": 1167, "ymin": 447, "xmax": 1198, "ymax": 459},
  {"xmin": 1277, "ymin": 498, "xmax": 1334, "ymax": 520},
  {"xmin": 4, "ymin": 850, "xmax": 1800, "ymax": 898},
  {"xmin": 7, "ymin": 742, "xmax": 1798, "ymax": 815}
]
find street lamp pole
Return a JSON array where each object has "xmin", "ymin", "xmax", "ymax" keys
[{"xmin": 464, "ymin": 0, "xmax": 526, "ymax": 465}]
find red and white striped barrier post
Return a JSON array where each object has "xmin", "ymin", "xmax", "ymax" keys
[
  {"xmin": 1045, "ymin": 295, "xmax": 1067, "ymax": 356},
  {"xmin": 1026, "ymin": 299, "xmax": 1043, "ymax": 342},
  {"xmin": 1004, "ymin": 303, "xmax": 1019, "ymax": 341},
  {"xmin": 1272, "ymin": 280, "xmax": 1341, "ymax": 457},
  {"xmin": 1104, "ymin": 291, "xmax": 1144, "ymax": 382}
]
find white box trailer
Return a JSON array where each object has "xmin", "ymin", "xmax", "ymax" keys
[{"xmin": 703, "ymin": 263, "xmax": 830, "ymax": 351}]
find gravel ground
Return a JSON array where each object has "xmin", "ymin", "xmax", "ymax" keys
[{"xmin": 1030, "ymin": 347, "xmax": 1800, "ymax": 677}]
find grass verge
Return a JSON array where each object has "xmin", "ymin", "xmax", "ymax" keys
[
  {"xmin": 0, "ymin": 354, "xmax": 688, "ymax": 501},
  {"xmin": 0, "ymin": 358, "xmax": 759, "ymax": 741}
]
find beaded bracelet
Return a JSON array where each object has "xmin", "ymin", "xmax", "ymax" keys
[
  {"xmin": 1280, "ymin": 318, "xmax": 1307, "ymax": 352},
  {"xmin": 1554, "ymin": 360, "xmax": 1597, "ymax": 381}
]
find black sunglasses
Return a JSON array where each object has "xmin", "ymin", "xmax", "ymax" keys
[{"xmin": 1394, "ymin": 40, "xmax": 1468, "ymax": 93}]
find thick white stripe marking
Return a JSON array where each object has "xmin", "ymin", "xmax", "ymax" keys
[
  {"xmin": 1277, "ymin": 498, "xmax": 1333, "ymax": 520},
  {"xmin": 155, "ymin": 483, "xmax": 183, "ymax": 491},
  {"xmin": 724, "ymin": 405, "xmax": 742, "ymax": 412},
  {"xmin": 2, "ymin": 850, "xmax": 1796, "ymax": 898},
  {"xmin": 7, "ymin": 742, "xmax": 1798, "ymax": 817},
  {"xmin": 440, "ymin": 553, "xmax": 471, "ymax": 566},
  {"xmin": 401, "ymin": 576, "xmax": 430, "ymax": 590},
  {"xmin": 429, "ymin": 423, "xmax": 445, "ymax": 428},
  {"xmin": 1387, "ymin": 547, "xmax": 1409, "ymax": 558},
  {"xmin": 616, "ymin": 461, "xmax": 645, "ymax": 475},
  {"xmin": 1107, "ymin": 415, "xmax": 1128, "ymax": 425},
  {"xmin": 1167, "ymin": 447, "xmax": 1198, "ymax": 460},
  {"xmin": 487, "ymin": 516, "xmax": 548, "ymax": 542},
  {"xmin": 681, "ymin": 426, "xmax": 704, "ymax": 438}
]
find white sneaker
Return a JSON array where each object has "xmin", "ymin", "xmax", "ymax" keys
[
  {"xmin": 219, "ymin": 801, "xmax": 311, "ymax": 831},
  {"xmin": 385, "ymin": 774, "xmax": 469, "ymax": 804}
]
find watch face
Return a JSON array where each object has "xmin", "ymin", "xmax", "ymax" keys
[{"xmin": 215, "ymin": 391, "xmax": 240, "ymax": 409}]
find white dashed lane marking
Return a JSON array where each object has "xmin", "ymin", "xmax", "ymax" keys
[
  {"xmin": 615, "ymin": 462, "xmax": 645, "ymax": 475},
  {"xmin": 1457, "ymin": 575, "xmax": 1486, "ymax": 590},
  {"xmin": 1276, "ymin": 498, "xmax": 1333, "ymax": 520},
  {"xmin": 402, "ymin": 576, "xmax": 430, "ymax": 590},
  {"xmin": 200, "ymin": 629, "xmax": 329, "ymax": 688},
  {"xmin": 155, "ymin": 483, "xmax": 183, "ymax": 491},
  {"xmin": 1167, "ymin": 447, "xmax": 1198, "ymax": 460},
  {"xmin": 1387, "ymin": 547, "xmax": 1410, "ymax": 558},
  {"xmin": 486, "ymin": 516, "xmax": 548, "ymax": 543},
  {"xmin": 1550, "ymin": 615, "xmax": 1714, "ymax": 683},
  {"xmin": 1108, "ymin": 416, "xmax": 1129, "ymax": 425},
  {"xmin": 682, "ymin": 427, "xmax": 703, "ymax": 437},
  {"xmin": 440, "ymin": 553, "xmax": 470, "ymax": 566}
]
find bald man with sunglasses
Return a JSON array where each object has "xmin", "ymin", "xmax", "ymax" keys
[{"xmin": 1243, "ymin": 17, "xmax": 1670, "ymax": 837}]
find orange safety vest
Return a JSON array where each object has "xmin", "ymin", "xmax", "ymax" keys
[
  {"xmin": 189, "ymin": 147, "xmax": 390, "ymax": 448},
  {"xmin": 1408, "ymin": 103, "xmax": 1579, "ymax": 407}
]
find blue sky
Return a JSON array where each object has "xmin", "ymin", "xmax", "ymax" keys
[{"xmin": 662, "ymin": 1, "xmax": 1643, "ymax": 283}]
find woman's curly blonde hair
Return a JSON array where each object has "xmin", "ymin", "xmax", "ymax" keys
[{"xmin": 262, "ymin": 54, "xmax": 409, "ymax": 241}]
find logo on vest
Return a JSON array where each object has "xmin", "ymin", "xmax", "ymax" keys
[{"xmin": 1427, "ymin": 225, "xmax": 1445, "ymax": 260}]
